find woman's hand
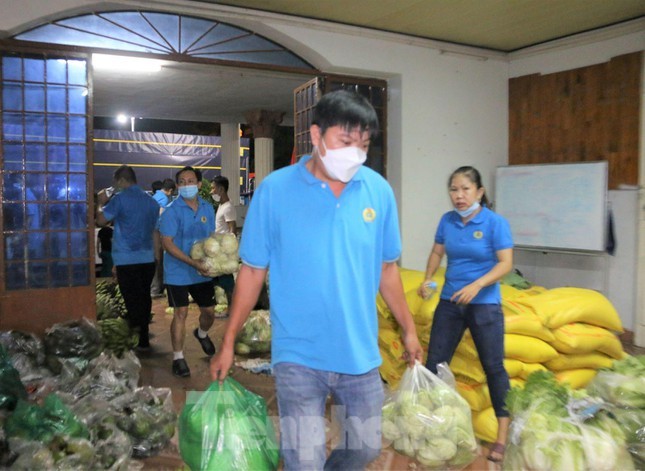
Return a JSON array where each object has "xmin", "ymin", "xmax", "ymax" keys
[
  {"xmin": 417, "ymin": 281, "xmax": 431, "ymax": 299},
  {"xmin": 450, "ymin": 281, "xmax": 482, "ymax": 304}
]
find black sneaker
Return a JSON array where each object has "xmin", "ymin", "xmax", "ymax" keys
[
  {"xmin": 172, "ymin": 359, "xmax": 190, "ymax": 377},
  {"xmin": 193, "ymin": 328, "xmax": 216, "ymax": 356}
]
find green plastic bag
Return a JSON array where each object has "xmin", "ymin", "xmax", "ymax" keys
[
  {"xmin": 0, "ymin": 344, "xmax": 27, "ymax": 410},
  {"xmin": 179, "ymin": 378, "xmax": 279, "ymax": 470},
  {"xmin": 5, "ymin": 393, "xmax": 89, "ymax": 443}
]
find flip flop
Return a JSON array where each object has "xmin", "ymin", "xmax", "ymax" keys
[{"xmin": 487, "ymin": 442, "xmax": 506, "ymax": 463}]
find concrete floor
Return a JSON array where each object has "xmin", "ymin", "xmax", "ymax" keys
[{"xmin": 136, "ymin": 297, "xmax": 500, "ymax": 470}]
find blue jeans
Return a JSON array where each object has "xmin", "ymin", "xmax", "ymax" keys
[
  {"xmin": 273, "ymin": 362, "xmax": 384, "ymax": 471},
  {"xmin": 426, "ymin": 299, "xmax": 510, "ymax": 418}
]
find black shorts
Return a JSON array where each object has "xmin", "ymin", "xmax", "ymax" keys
[{"xmin": 166, "ymin": 281, "xmax": 215, "ymax": 308}]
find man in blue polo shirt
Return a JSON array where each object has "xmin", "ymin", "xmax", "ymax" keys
[
  {"xmin": 96, "ymin": 165, "xmax": 160, "ymax": 349},
  {"xmin": 210, "ymin": 90, "xmax": 423, "ymax": 470},
  {"xmin": 159, "ymin": 166, "xmax": 217, "ymax": 377}
]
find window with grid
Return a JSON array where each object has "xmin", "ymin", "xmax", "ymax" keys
[{"xmin": 1, "ymin": 54, "xmax": 90, "ymax": 290}]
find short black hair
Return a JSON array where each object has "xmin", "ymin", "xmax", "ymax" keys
[
  {"xmin": 212, "ymin": 175, "xmax": 229, "ymax": 193},
  {"xmin": 151, "ymin": 180, "xmax": 163, "ymax": 192},
  {"xmin": 162, "ymin": 178, "xmax": 176, "ymax": 191},
  {"xmin": 312, "ymin": 90, "xmax": 379, "ymax": 138},
  {"xmin": 114, "ymin": 165, "xmax": 137, "ymax": 184},
  {"xmin": 176, "ymin": 166, "xmax": 202, "ymax": 183}
]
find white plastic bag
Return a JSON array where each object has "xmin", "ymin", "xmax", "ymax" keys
[{"xmin": 382, "ymin": 361, "xmax": 477, "ymax": 469}]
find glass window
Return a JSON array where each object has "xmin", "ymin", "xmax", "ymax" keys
[
  {"xmin": 2, "ymin": 83, "xmax": 23, "ymax": 110},
  {"xmin": 46, "ymin": 59, "xmax": 67, "ymax": 83},
  {"xmin": 25, "ymin": 144, "xmax": 46, "ymax": 171},
  {"xmin": 3, "ymin": 143, "xmax": 23, "ymax": 171},
  {"xmin": 47, "ymin": 85, "xmax": 67, "ymax": 113},
  {"xmin": 2, "ymin": 54, "xmax": 90, "ymax": 291},
  {"xmin": 24, "ymin": 83, "xmax": 45, "ymax": 111},
  {"xmin": 2, "ymin": 57, "xmax": 22, "ymax": 81},
  {"xmin": 14, "ymin": 11, "xmax": 314, "ymax": 70}
]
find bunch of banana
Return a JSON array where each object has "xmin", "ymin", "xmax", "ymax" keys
[
  {"xmin": 96, "ymin": 280, "xmax": 127, "ymax": 320},
  {"xmin": 98, "ymin": 317, "xmax": 138, "ymax": 357}
]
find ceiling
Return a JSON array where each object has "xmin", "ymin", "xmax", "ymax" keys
[
  {"xmin": 93, "ymin": 1, "xmax": 645, "ymax": 127},
  {"xmin": 205, "ymin": 0, "xmax": 645, "ymax": 52}
]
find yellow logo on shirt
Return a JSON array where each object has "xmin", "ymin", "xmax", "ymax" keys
[
  {"xmin": 201, "ymin": 216, "xmax": 207, "ymax": 223},
  {"xmin": 363, "ymin": 208, "xmax": 376, "ymax": 222},
  {"xmin": 473, "ymin": 231, "xmax": 483, "ymax": 239}
]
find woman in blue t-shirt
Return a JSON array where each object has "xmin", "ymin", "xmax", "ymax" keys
[{"xmin": 418, "ymin": 166, "xmax": 513, "ymax": 463}]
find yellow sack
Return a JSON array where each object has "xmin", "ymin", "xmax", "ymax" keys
[
  {"xmin": 455, "ymin": 336, "xmax": 479, "ymax": 361},
  {"xmin": 502, "ymin": 299, "xmax": 554, "ymax": 340},
  {"xmin": 504, "ymin": 359, "xmax": 525, "ymax": 379},
  {"xmin": 505, "ymin": 334, "xmax": 559, "ymax": 363},
  {"xmin": 544, "ymin": 352, "xmax": 615, "ymax": 371},
  {"xmin": 523, "ymin": 286, "xmax": 547, "ymax": 296},
  {"xmin": 500, "ymin": 284, "xmax": 527, "ymax": 300},
  {"xmin": 549, "ymin": 323, "xmax": 624, "ymax": 359},
  {"xmin": 379, "ymin": 358, "xmax": 406, "ymax": 388},
  {"xmin": 378, "ymin": 328, "xmax": 405, "ymax": 362},
  {"xmin": 457, "ymin": 382, "xmax": 491, "ymax": 412},
  {"xmin": 451, "ymin": 354, "xmax": 486, "ymax": 384},
  {"xmin": 520, "ymin": 362, "xmax": 548, "ymax": 380},
  {"xmin": 555, "ymin": 368, "xmax": 597, "ymax": 389},
  {"xmin": 472, "ymin": 407, "xmax": 497, "ymax": 443},
  {"xmin": 399, "ymin": 267, "xmax": 427, "ymax": 292},
  {"xmin": 517, "ymin": 287, "xmax": 623, "ymax": 332}
]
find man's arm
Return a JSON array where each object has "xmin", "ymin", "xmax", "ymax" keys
[
  {"xmin": 379, "ymin": 261, "xmax": 423, "ymax": 366},
  {"xmin": 95, "ymin": 189, "xmax": 111, "ymax": 227},
  {"xmin": 210, "ymin": 264, "xmax": 267, "ymax": 381},
  {"xmin": 161, "ymin": 235, "xmax": 207, "ymax": 275}
]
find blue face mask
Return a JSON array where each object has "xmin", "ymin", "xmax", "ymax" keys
[
  {"xmin": 179, "ymin": 184, "xmax": 199, "ymax": 199},
  {"xmin": 455, "ymin": 201, "xmax": 480, "ymax": 218}
]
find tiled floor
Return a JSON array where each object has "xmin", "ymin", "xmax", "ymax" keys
[{"xmin": 137, "ymin": 297, "xmax": 644, "ymax": 470}]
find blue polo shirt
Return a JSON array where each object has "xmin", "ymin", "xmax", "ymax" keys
[
  {"xmin": 240, "ymin": 154, "xmax": 401, "ymax": 374},
  {"xmin": 435, "ymin": 207, "xmax": 513, "ymax": 304},
  {"xmin": 153, "ymin": 191, "xmax": 169, "ymax": 208},
  {"xmin": 159, "ymin": 196, "xmax": 215, "ymax": 285},
  {"xmin": 101, "ymin": 185, "xmax": 159, "ymax": 266}
]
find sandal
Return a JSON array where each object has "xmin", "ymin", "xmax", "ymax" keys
[{"xmin": 487, "ymin": 442, "xmax": 506, "ymax": 463}]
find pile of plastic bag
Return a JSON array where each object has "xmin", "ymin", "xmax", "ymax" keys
[{"xmin": 0, "ymin": 318, "xmax": 176, "ymax": 468}]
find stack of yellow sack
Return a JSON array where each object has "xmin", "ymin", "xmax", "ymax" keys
[{"xmin": 377, "ymin": 268, "xmax": 626, "ymax": 444}]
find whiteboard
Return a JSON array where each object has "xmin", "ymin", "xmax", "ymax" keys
[{"xmin": 494, "ymin": 162, "xmax": 608, "ymax": 252}]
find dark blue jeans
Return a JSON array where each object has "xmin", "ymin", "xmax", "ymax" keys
[{"xmin": 426, "ymin": 299, "xmax": 510, "ymax": 417}]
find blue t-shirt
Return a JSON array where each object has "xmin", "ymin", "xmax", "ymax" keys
[
  {"xmin": 240, "ymin": 154, "xmax": 402, "ymax": 374},
  {"xmin": 101, "ymin": 185, "xmax": 159, "ymax": 266},
  {"xmin": 153, "ymin": 191, "xmax": 169, "ymax": 208},
  {"xmin": 159, "ymin": 196, "xmax": 215, "ymax": 286},
  {"xmin": 435, "ymin": 207, "xmax": 513, "ymax": 304}
]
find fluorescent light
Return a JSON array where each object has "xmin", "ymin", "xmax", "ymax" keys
[
  {"xmin": 92, "ymin": 53, "xmax": 162, "ymax": 72},
  {"xmin": 116, "ymin": 114, "xmax": 128, "ymax": 124}
]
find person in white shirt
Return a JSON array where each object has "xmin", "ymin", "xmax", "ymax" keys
[{"xmin": 211, "ymin": 176, "xmax": 236, "ymax": 310}]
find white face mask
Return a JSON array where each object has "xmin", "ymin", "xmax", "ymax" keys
[
  {"xmin": 455, "ymin": 201, "xmax": 480, "ymax": 218},
  {"xmin": 318, "ymin": 138, "xmax": 367, "ymax": 183},
  {"xmin": 213, "ymin": 194, "xmax": 221, "ymax": 203}
]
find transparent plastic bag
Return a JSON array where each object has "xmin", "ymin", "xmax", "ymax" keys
[
  {"xmin": 189, "ymin": 233, "xmax": 239, "ymax": 277},
  {"xmin": 110, "ymin": 386, "xmax": 176, "ymax": 458},
  {"xmin": 235, "ymin": 310, "xmax": 272, "ymax": 355},
  {"xmin": 382, "ymin": 361, "xmax": 477, "ymax": 470},
  {"xmin": 179, "ymin": 378, "xmax": 279, "ymax": 470}
]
